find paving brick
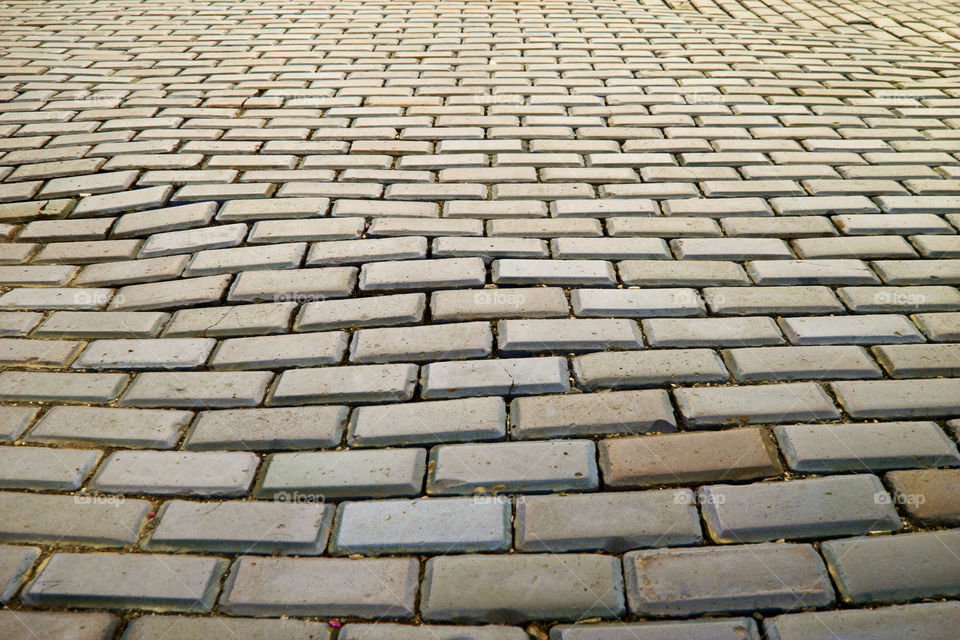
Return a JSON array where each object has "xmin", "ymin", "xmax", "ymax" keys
[
  {"xmin": 421, "ymin": 554, "xmax": 624, "ymax": 623},
  {"xmin": 700, "ymin": 475, "xmax": 901, "ymax": 543},
  {"xmin": 551, "ymin": 619, "xmax": 760, "ymax": 640},
  {"xmin": 776, "ymin": 421, "xmax": 959, "ymax": 473},
  {"xmin": 427, "ymin": 440, "xmax": 597, "ymax": 495},
  {"xmin": 330, "ymin": 497, "xmax": 510, "ymax": 555},
  {"xmin": 269, "ymin": 363, "xmax": 417, "ymax": 405},
  {"xmin": 723, "ymin": 345, "xmax": 882, "ymax": 381},
  {"xmin": 139, "ymin": 223, "xmax": 247, "ymax": 258},
  {"xmin": 431, "ymin": 288, "xmax": 568, "ymax": 321},
  {"xmin": 123, "ymin": 616, "xmax": 332, "ymax": 640},
  {"xmin": 623, "ymin": 543, "xmax": 834, "ymax": 616},
  {"xmin": 572, "ymin": 288, "xmax": 705, "ymax": 317},
  {"xmin": 351, "ymin": 321, "xmax": 491, "ymax": 363},
  {"xmin": 257, "ymin": 449, "xmax": 426, "ymax": 500},
  {"xmin": 27, "ymin": 406, "xmax": 190, "ymax": 448},
  {"xmin": 349, "ymin": 397, "xmax": 505, "ymax": 447},
  {"xmin": 220, "ymin": 556, "xmax": 418, "ymax": 618},
  {"xmin": 0, "ymin": 544, "xmax": 39, "ymax": 604},
  {"xmin": 361, "ymin": 257, "xmax": 485, "ymax": 291},
  {"xmin": 599, "ymin": 427, "xmax": 781, "ymax": 488},
  {"xmin": 779, "ymin": 314, "xmax": 924, "ymax": 345},
  {"xmin": 93, "ymin": 450, "xmax": 258, "ymax": 497},
  {"xmin": 675, "ymin": 382, "xmax": 840, "ymax": 427},
  {"xmin": 838, "ymin": 285, "xmax": 960, "ymax": 313},
  {"xmin": 24, "ymin": 552, "xmax": 227, "ymax": 612},
  {"xmin": 510, "ymin": 389, "xmax": 675, "ymax": 439},
  {"xmin": 109, "ymin": 275, "xmax": 231, "ymax": 311},
  {"xmin": 0, "ymin": 491, "xmax": 150, "ymax": 546},
  {"xmin": 111, "ymin": 202, "xmax": 217, "ymax": 238},
  {"xmin": 339, "ymin": 624, "xmax": 525, "ymax": 640},
  {"xmin": 421, "ymin": 356, "xmax": 569, "ymax": 399},
  {"xmin": 1, "ymin": 287, "xmax": 115, "ymax": 311},
  {"xmin": 149, "ymin": 499, "xmax": 333, "ymax": 555},
  {"xmin": 515, "ymin": 490, "xmax": 701, "ymax": 552},
  {"xmin": 704, "ymin": 285, "xmax": 844, "ymax": 315},
  {"xmin": 0, "ymin": 371, "xmax": 128, "ymax": 404},
  {"xmin": 163, "ymin": 302, "xmax": 295, "ymax": 338},
  {"xmin": 120, "ymin": 371, "xmax": 272, "ymax": 408},
  {"xmin": 497, "ymin": 318, "xmax": 641, "ymax": 355},
  {"xmin": 183, "ymin": 405, "xmax": 346, "ymax": 451},
  {"xmin": 619, "ymin": 260, "xmax": 749, "ymax": 286},
  {"xmin": 0, "ymin": 264, "xmax": 77, "ymax": 286},
  {"xmin": 912, "ymin": 312, "xmax": 960, "ymax": 341},
  {"xmin": 832, "ymin": 379, "xmax": 960, "ymax": 418},
  {"xmin": 822, "ymin": 530, "xmax": 960, "ymax": 604},
  {"xmin": 73, "ymin": 337, "xmax": 214, "ymax": 370},
  {"xmin": 886, "ymin": 469, "xmax": 960, "ymax": 526},
  {"xmin": 643, "ymin": 317, "xmax": 784, "ymax": 347},
  {"xmin": 72, "ymin": 186, "xmax": 172, "ymax": 217},
  {"xmin": 0, "ymin": 611, "xmax": 118, "ymax": 640},
  {"xmin": 574, "ymin": 349, "xmax": 728, "ymax": 389},
  {"xmin": 764, "ymin": 602, "xmax": 960, "ymax": 640}
]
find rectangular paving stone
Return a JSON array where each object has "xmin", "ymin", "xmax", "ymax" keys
[
  {"xmin": 552, "ymin": 619, "xmax": 760, "ymax": 640},
  {"xmin": 775, "ymin": 422, "xmax": 960, "ymax": 473},
  {"xmin": 1, "ymin": 543, "xmax": 38, "ymax": 603},
  {"xmin": 349, "ymin": 397, "xmax": 505, "ymax": 447},
  {"xmin": 421, "ymin": 554, "xmax": 624, "ymax": 623},
  {"xmin": 838, "ymin": 286, "xmax": 960, "ymax": 313},
  {"xmin": 746, "ymin": 259, "xmax": 879, "ymax": 285},
  {"xmin": 220, "ymin": 556, "xmax": 418, "ymax": 618},
  {"xmin": 93, "ymin": 450, "xmax": 258, "ymax": 497},
  {"xmin": 643, "ymin": 317, "xmax": 784, "ymax": 348},
  {"xmin": 510, "ymin": 389, "xmax": 675, "ymax": 439},
  {"xmin": 34, "ymin": 311, "xmax": 167, "ymax": 339},
  {"xmin": 139, "ymin": 223, "xmax": 247, "ymax": 258},
  {"xmin": 74, "ymin": 255, "xmax": 190, "ymax": 287},
  {"xmin": 0, "ymin": 287, "xmax": 115, "ymax": 311},
  {"xmin": 248, "ymin": 217, "xmax": 364, "ymax": 244},
  {"xmin": 0, "ymin": 265, "xmax": 76, "ymax": 287},
  {"xmin": 498, "ymin": 318, "xmax": 641, "ymax": 355},
  {"xmin": 574, "ymin": 349, "xmax": 729, "ymax": 389},
  {"xmin": 351, "ymin": 322, "xmax": 492, "ymax": 363},
  {"xmin": 0, "ymin": 406, "xmax": 37, "ymax": 441},
  {"xmin": 112, "ymin": 203, "xmax": 217, "ymax": 238},
  {"xmin": 184, "ymin": 405, "xmax": 346, "ymax": 451},
  {"xmin": 163, "ymin": 302, "xmax": 295, "ymax": 338},
  {"xmin": 624, "ymin": 543, "xmax": 834, "ymax": 617},
  {"xmin": 0, "ymin": 312, "xmax": 44, "ymax": 338},
  {"xmin": 72, "ymin": 186, "xmax": 172, "ymax": 217},
  {"xmin": 269, "ymin": 363, "xmax": 417, "ymax": 405},
  {"xmin": 228, "ymin": 267, "xmax": 356, "ymax": 303},
  {"xmin": 120, "ymin": 371, "xmax": 272, "ymax": 408},
  {"xmin": 431, "ymin": 288, "xmax": 568, "ymax": 321},
  {"xmin": 257, "ymin": 449, "xmax": 426, "ymax": 499},
  {"xmin": 295, "ymin": 293, "xmax": 424, "ymax": 330},
  {"xmin": 0, "ymin": 371, "xmax": 128, "ymax": 404},
  {"xmin": 832, "ymin": 379, "xmax": 960, "ymax": 418},
  {"xmin": 183, "ymin": 242, "xmax": 305, "ymax": 277},
  {"xmin": 619, "ymin": 260, "xmax": 749, "ymax": 286},
  {"xmin": 123, "ymin": 616, "xmax": 332, "ymax": 640},
  {"xmin": 339, "ymin": 624, "xmax": 525, "ymax": 640},
  {"xmin": 306, "ymin": 237, "xmax": 426, "ymax": 266},
  {"xmin": 675, "ymin": 382, "xmax": 841, "ymax": 427},
  {"xmin": 148, "ymin": 499, "xmax": 333, "ymax": 555},
  {"xmin": 704, "ymin": 286, "xmax": 845, "ymax": 315},
  {"xmin": 109, "ymin": 275, "xmax": 231, "ymax": 311},
  {"xmin": 699, "ymin": 475, "xmax": 902, "ymax": 543},
  {"xmin": 764, "ymin": 602, "xmax": 960, "ymax": 640},
  {"xmin": 360, "ymin": 257, "xmax": 486, "ymax": 291},
  {"xmin": 515, "ymin": 489, "xmax": 701, "ymax": 552},
  {"xmin": 912, "ymin": 312, "xmax": 960, "ymax": 341},
  {"xmin": 0, "ymin": 491, "xmax": 150, "ymax": 546},
  {"xmin": 779, "ymin": 314, "xmax": 924, "ymax": 345},
  {"xmin": 723, "ymin": 345, "xmax": 882, "ymax": 381},
  {"xmin": 421, "ymin": 356, "xmax": 569, "ymax": 399},
  {"xmin": 24, "ymin": 553, "xmax": 227, "ymax": 612},
  {"xmin": 0, "ymin": 611, "xmax": 118, "ymax": 640},
  {"xmin": 571, "ymin": 288, "xmax": 705, "ymax": 317},
  {"xmin": 26, "ymin": 406, "xmax": 191, "ymax": 448},
  {"xmin": 600, "ymin": 428, "xmax": 781, "ymax": 488},
  {"xmin": 886, "ymin": 469, "xmax": 960, "ymax": 527},
  {"xmin": 0, "ymin": 337, "xmax": 83, "ymax": 368},
  {"xmin": 330, "ymin": 497, "xmax": 510, "ymax": 555},
  {"xmin": 427, "ymin": 440, "xmax": 597, "ymax": 495},
  {"xmin": 0, "ymin": 446, "xmax": 101, "ymax": 491},
  {"xmin": 822, "ymin": 530, "xmax": 960, "ymax": 605},
  {"xmin": 210, "ymin": 332, "xmax": 347, "ymax": 370},
  {"xmin": 73, "ymin": 338, "xmax": 214, "ymax": 370},
  {"xmin": 492, "ymin": 259, "xmax": 616, "ymax": 286}
]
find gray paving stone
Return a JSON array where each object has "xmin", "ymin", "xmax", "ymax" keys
[
  {"xmin": 574, "ymin": 349, "xmax": 729, "ymax": 389},
  {"xmin": 120, "ymin": 371, "xmax": 273, "ymax": 408},
  {"xmin": 306, "ymin": 237, "xmax": 426, "ymax": 266},
  {"xmin": 623, "ymin": 543, "xmax": 834, "ymax": 616},
  {"xmin": 163, "ymin": 302, "xmax": 295, "ymax": 338},
  {"xmin": 427, "ymin": 440, "xmax": 597, "ymax": 495},
  {"xmin": 699, "ymin": 475, "xmax": 902, "ymax": 543},
  {"xmin": 148, "ymin": 499, "xmax": 333, "ymax": 555},
  {"xmin": 0, "ymin": 491, "xmax": 150, "ymax": 546},
  {"xmin": 510, "ymin": 389, "xmax": 675, "ymax": 439},
  {"xmin": 248, "ymin": 217, "xmax": 364, "ymax": 243},
  {"xmin": 498, "ymin": 318, "xmax": 641, "ymax": 355},
  {"xmin": 421, "ymin": 554, "xmax": 624, "ymax": 623},
  {"xmin": 0, "ymin": 611, "xmax": 118, "ymax": 640},
  {"xmin": 122, "ymin": 616, "xmax": 332, "ymax": 640},
  {"xmin": 0, "ymin": 371, "xmax": 128, "ymax": 404},
  {"xmin": 832, "ymin": 379, "xmax": 960, "ymax": 418},
  {"xmin": 675, "ymin": 382, "xmax": 841, "ymax": 427},
  {"xmin": 109, "ymin": 275, "xmax": 232, "ymax": 311},
  {"xmin": 0, "ymin": 264, "xmax": 78, "ymax": 286},
  {"xmin": 24, "ymin": 552, "xmax": 227, "ymax": 612},
  {"xmin": 93, "ymin": 450, "xmax": 258, "ymax": 497},
  {"xmin": 434, "ymin": 237, "xmax": 549, "ymax": 260},
  {"xmin": 723, "ymin": 345, "xmax": 882, "ymax": 381},
  {"xmin": 72, "ymin": 186, "xmax": 172, "ymax": 217},
  {"xmin": 764, "ymin": 602, "xmax": 960, "ymax": 640},
  {"xmin": 822, "ymin": 530, "xmax": 960, "ymax": 605},
  {"xmin": 551, "ymin": 619, "xmax": 760, "ymax": 640},
  {"xmin": 515, "ymin": 489, "xmax": 701, "ymax": 552},
  {"xmin": 26, "ymin": 406, "xmax": 191, "ymax": 448},
  {"xmin": 0, "ymin": 406, "xmax": 37, "ymax": 442},
  {"xmin": 643, "ymin": 317, "xmax": 784, "ymax": 347},
  {"xmin": 619, "ymin": 260, "xmax": 749, "ymax": 286},
  {"xmin": 705, "ymin": 285, "xmax": 845, "ymax": 315},
  {"xmin": 550, "ymin": 237, "xmax": 670, "ymax": 260},
  {"xmin": 0, "ymin": 544, "xmax": 39, "ymax": 604},
  {"xmin": 351, "ymin": 322, "xmax": 492, "ymax": 363},
  {"xmin": 112, "ymin": 202, "xmax": 217, "ymax": 238},
  {"xmin": 228, "ymin": 267, "xmax": 356, "ymax": 303},
  {"xmin": 746, "ymin": 259, "xmax": 879, "ymax": 285},
  {"xmin": 873, "ymin": 343, "xmax": 960, "ymax": 377},
  {"xmin": 184, "ymin": 405, "xmax": 346, "ymax": 451},
  {"xmin": 360, "ymin": 257, "xmax": 486, "ymax": 291},
  {"xmin": 220, "ymin": 556, "xmax": 418, "ymax": 618},
  {"xmin": 330, "ymin": 497, "xmax": 510, "ymax": 555},
  {"xmin": 139, "ymin": 223, "xmax": 247, "ymax": 258},
  {"xmin": 431, "ymin": 288, "xmax": 568, "ymax": 321},
  {"xmin": 912, "ymin": 311, "xmax": 960, "ymax": 341},
  {"xmin": 340, "ymin": 624, "xmax": 526, "ymax": 640},
  {"xmin": 779, "ymin": 314, "xmax": 924, "ymax": 345},
  {"xmin": 492, "ymin": 259, "xmax": 615, "ymax": 286},
  {"xmin": 572, "ymin": 288, "xmax": 705, "ymax": 317},
  {"xmin": 0, "ymin": 311, "xmax": 43, "ymax": 337},
  {"xmin": 421, "ymin": 356, "xmax": 569, "ymax": 399},
  {"xmin": 775, "ymin": 422, "xmax": 960, "ymax": 472},
  {"xmin": 838, "ymin": 285, "xmax": 960, "ymax": 313},
  {"xmin": 0, "ymin": 337, "xmax": 83, "ymax": 367},
  {"xmin": 0, "ymin": 287, "xmax": 115, "ymax": 311},
  {"xmin": 296, "ymin": 293, "xmax": 424, "ymax": 330},
  {"xmin": 73, "ymin": 338, "xmax": 214, "ymax": 370},
  {"xmin": 211, "ymin": 332, "xmax": 347, "ymax": 370},
  {"xmin": 74, "ymin": 255, "xmax": 189, "ymax": 287},
  {"xmin": 257, "ymin": 448, "xmax": 426, "ymax": 500},
  {"xmin": 217, "ymin": 197, "xmax": 330, "ymax": 221},
  {"xmin": 184, "ymin": 242, "xmax": 305, "ymax": 277},
  {"xmin": 269, "ymin": 363, "xmax": 417, "ymax": 405},
  {"xmin": 349, "ymin": 397, "xmax": 505, "ymax": 447}
]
